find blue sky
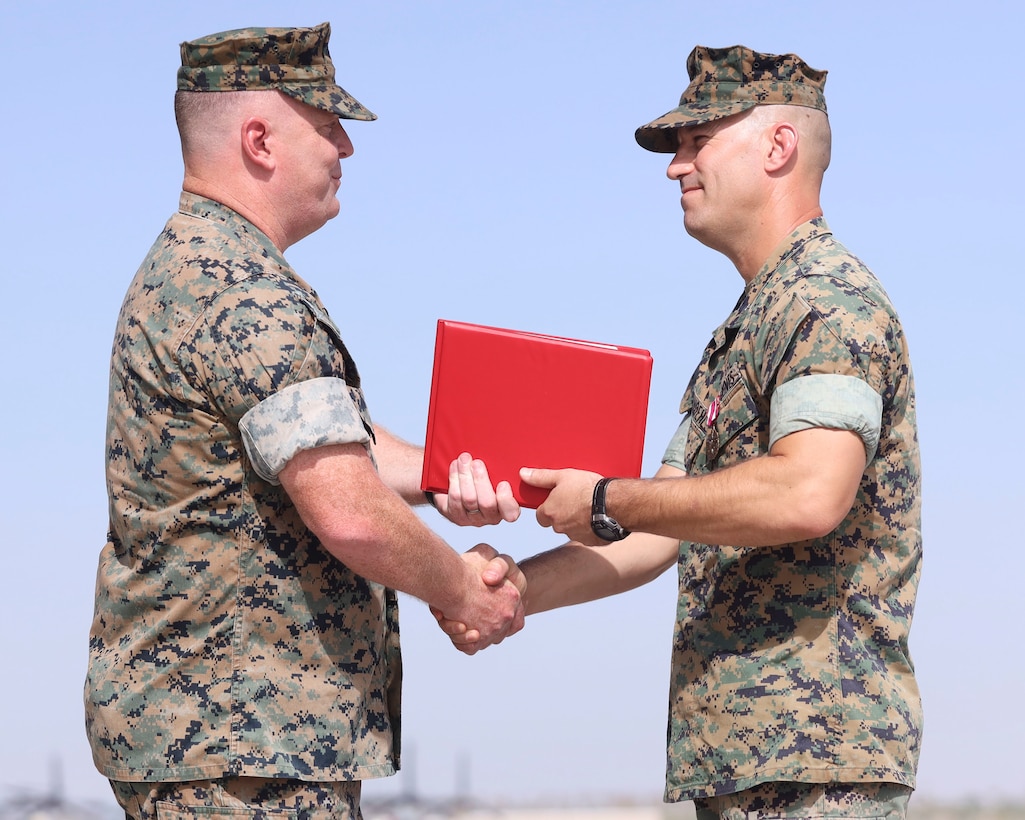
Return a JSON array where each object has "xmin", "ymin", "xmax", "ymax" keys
[{"xmin": 2, "ymin": 0, "xmax": 1022, "ymax": 813}]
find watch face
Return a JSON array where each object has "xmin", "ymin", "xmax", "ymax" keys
[{"xmin": 592, "ymin": 514, "xmax": 628, "ymax": 542}]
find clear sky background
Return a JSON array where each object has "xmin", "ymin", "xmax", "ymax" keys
[{"xmin": 2, "ymin": 0, "xmax": 1022, "ymax": 814}]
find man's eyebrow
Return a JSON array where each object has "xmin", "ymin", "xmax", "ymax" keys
[{"xmin": 676, "ymin": 124, "xmax": 712, "ymax": 145}]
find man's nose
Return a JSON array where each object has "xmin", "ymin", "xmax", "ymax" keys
[
  {"xmin": 336, "ymin": 124, "xmax": 354, "ymax": 158},
  {"xmin": 666, "ymin": 152, "xmax": 692, "ymax": 180}
]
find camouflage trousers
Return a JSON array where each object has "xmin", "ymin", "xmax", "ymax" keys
[
  {"xmin": 693, "ymin": 782, "xmax": 912, "ymax": 820},
  {"xmin": 109, "ymin": 776, "xmax": 363, "ymax": 820}
]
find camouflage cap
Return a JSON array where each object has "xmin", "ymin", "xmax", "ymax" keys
[
  {"xmin": 635, "ymin": 45, "xmax": 826, "ymax": 153},
  {"xmin": 177, "ymin": 22, "xmax": 376, "ymax": 121}
]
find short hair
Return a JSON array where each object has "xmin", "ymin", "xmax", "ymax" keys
[
  {"xmin": 744, "ymin": 104, "xmax": 831, "ymax": 174},
  {"xmin": 174, "ymin": 89, "xmax": 274, "ymax": 159}
]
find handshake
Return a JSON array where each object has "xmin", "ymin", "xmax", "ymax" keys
[
  {"xmin": 425, "ymin": 452, "xmax": 610, "ymax": 655},
  {"xmin": 423, "ymin": 453, "xmax": 528, "ymax": 656},
  {"xmin": 431, "ymin": 543, "xmax": 526, "ymax": 656}
]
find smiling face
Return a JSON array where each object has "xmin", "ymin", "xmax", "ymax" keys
[{"xmin": 665, "ymin": 109, "xmax": 768, "ymax": 257}]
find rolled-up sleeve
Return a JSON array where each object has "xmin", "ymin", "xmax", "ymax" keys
[
  {"xmin": 770, "ymin": 374, "xmax": 883, "ymax": 465},
  {"xmin": 662, "ymin": 416, "xmax": 692, "ymax": 473},
  {"xmin": 239, "ymin": 376, "xmax": 373, "ymax": 484}
]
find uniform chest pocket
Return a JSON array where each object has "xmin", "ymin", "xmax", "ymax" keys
[
  {"xmin": 691, "ymin": 371, "xmax": 762, "ymax": 469},
  {"xmin": 721, "ymin": 369, "xmax": 761, "ymax": 432}
]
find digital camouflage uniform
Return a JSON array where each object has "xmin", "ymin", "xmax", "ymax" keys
[
  {"xmin": 660, "ymin": 217, "xmax": 922, "ymax": 800},
  {"xmin": 85, "ymin": 23, "xmax": 398, "ymax": 798},
  {"xmin": 85, "ymin": 191, "xmax": 402, "ymax": 784}
]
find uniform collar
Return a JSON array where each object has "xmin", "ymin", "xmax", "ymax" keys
[
  {"xmin": 178, "ymin": 191, "xmax": 288, "ymax": 268},
  {"xmin": 745, "ymin": 216, "xmax": 832, "ymax": 296},
  {"xmin": 717, "ymin": 216, "xmax": 832, "ymax": 334}
]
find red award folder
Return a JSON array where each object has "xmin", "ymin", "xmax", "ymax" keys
[{"xmin": 421, "ymin": 320, "xmax": 653, "ymax": 509}]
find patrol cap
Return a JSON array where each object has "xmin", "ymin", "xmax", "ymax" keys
[
  {"xmin": 177, "ymin": 22, "xmax": 376, "ymax": 121},
  {"xmin": 635, "ymin": 45, "xmax": 826, "ymax": 153}
]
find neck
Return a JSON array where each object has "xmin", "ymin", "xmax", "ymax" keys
[
  {"xmin": 183, "ymin": 174, "xmax": 291, "ymax": 252},
  {"xmin": 730, "ymin": 203, "xmax": 823, "ymax": 282}
]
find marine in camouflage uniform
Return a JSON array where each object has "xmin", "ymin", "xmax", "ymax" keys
[
  {"xmin": 86, "ymin": 190, "xmax": 400, "ymax": 784},
  {"xmin": 504, "ymin": 46, "xmax": 922, "ymax": 819},
  {"xmin": 659, "ymin": 214, "xmax": 921, "ymax": 802},
  {"xmin": 86, "ymin": 22, "xmax": 522, "ymax": 820}
]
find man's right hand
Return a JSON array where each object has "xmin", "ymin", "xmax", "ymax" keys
[{"xmin": 431, "ymin": 545, "xmax": 525, "ymax": 655}]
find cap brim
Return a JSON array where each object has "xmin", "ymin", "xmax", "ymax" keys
[
  {"xmin": 282, "ymin": 84, "xmax": 377, "ymax": 121},
  {"xmin": 634, "ymin": 100, "xmax": 755, "ymax": 152}
]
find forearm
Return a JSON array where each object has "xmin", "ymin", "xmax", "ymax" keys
[
  {"xmin": 521, "ymin": 532, "xmax": 678, "ymax": 615},
  {"xmin": 371, "ymin": 426, "xmax": 429, "ymax": 505},
  {"xmin": 280, "ymin": 442, "xmax": 469, "ymax": 612},
  {"xmin": 609, "ymin": 429, "xmax": 864, "ymax": 546},
  {"xmin": 325, "ymin": 489, "xmax": 473, "ymax": 612}
]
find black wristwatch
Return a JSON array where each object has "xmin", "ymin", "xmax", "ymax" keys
[{"xmin": 591, "ymin": 477, "xmax": 630, "ymax": 542}]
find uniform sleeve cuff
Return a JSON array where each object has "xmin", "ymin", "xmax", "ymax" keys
[
  {"xmin": 770, "ymin": 374, "xmax": 883, "ymax": 465},
  {"xmin": 239, "ymin": 377, "xmax": 373, "ymax": 484}
]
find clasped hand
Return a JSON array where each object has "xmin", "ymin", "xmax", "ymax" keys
[
  {"xmin": 434, "ymin": 544, "xmax": 525, "ymax": 656},
  {"xmin": 431, "ymin": 464, "xmax": 612, "ymax": 654},
  {"xmin": 429, "ymin": 453, "xmax": 524, "ymax": 654}
]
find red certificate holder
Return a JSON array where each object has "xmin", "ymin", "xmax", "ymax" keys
[{"xmin": 420, "ymin": 320, "xmax": 653, "ymax": 509}]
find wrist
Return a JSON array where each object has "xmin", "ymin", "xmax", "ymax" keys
[
  {"xmin": 432, "ymin": 556, "xmax": 475, "ymax": 619},
  {"xmin": 590, "ymin": 477, "xmax": 630, "ymax": 542}
]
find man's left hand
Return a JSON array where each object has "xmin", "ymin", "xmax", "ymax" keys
[{"xmin": 435, "ymin": 452, "xmax": 521, "ymax": 526}]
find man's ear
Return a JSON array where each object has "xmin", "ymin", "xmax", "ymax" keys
[
  {"xmin": 765, "ymin": 122, "xmax": 799, "ymax": 172},
  {"xmin": 241, "ymin": 116, "xmax": 274, "ymax": 171}
]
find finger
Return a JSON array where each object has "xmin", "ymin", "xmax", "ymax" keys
[
  {"xmin": 454, "ymin": 452, "xmax": 481, "ymax": 514},
  {"xmin": 520, "ymin": 467, "xmax": 557, "ymax": 489},
  {"xmin": 439, "ymin": 460, "xmax": 464, "ymax": 518},
  {"xmin": 468, "ymin": 457, "xmax": 500, "ymax": 518},
  {"xmin": 465, "ymin": 543, "xmax": 499, "ymax": 561},
  {"xmin": 451, "ymin": 627, "xmax": 481, "ymax": 643},
  {"xmin": 497, "ymin": 553, "xmax": 526, "ymax": 595},
  {"xmin": 452, "ymin": 456, "xmax": 507, "ymax": 526},
  {"xmin": 480, "ymin": 555, "xmax": 511, "ymax": 586},
  {"xmin": 442, "ymin": 454, "xmax": 493, "ymax": 525},
  {"xmin": 431, "ymin": 604, "xmax": 473, "ymax": 635},
  {"xmin": 534, "ymin": 504, "xmax": 553, "ymax": 528},
  {"xmin": 494, "ymin": 480, "xmax": 521, "ymax": 523},
  {"xmin": 431, "ymin": 608, "xmax": 470, "ymax": 636},
  {"xmin": 441, "ymin": 618, "xmax": 480, "ymax": 642}
]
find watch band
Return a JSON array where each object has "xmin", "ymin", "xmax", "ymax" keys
[
  {"xmin": 591, "ymin": 477, "xmax": 630, "ymax": 541},
  {"xmin": 593, "ymin": 476, "xmax": 615, "ymax": 512}
]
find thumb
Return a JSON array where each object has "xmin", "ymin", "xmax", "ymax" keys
[
  {"xmin": 520, "ymin": 467, "xmax": 557, "ymax": 489},
  {"xmin": 497, "ymin": 553, "xmax": 526, "ymax": 595},
  {"xmin": 481, "ymin": 555, "xmax": 510, "ymax": 586}
]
